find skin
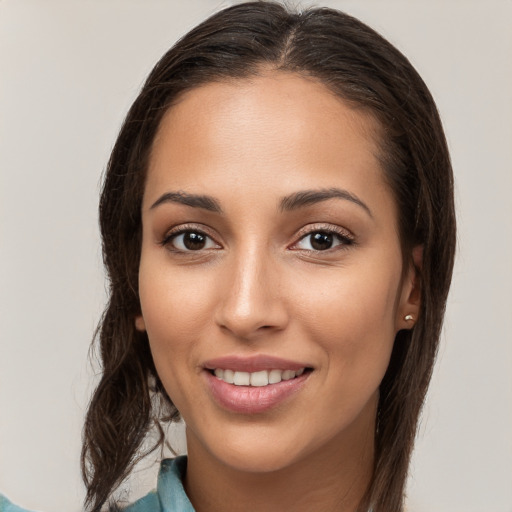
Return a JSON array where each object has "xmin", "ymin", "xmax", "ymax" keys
[{"xmin": 135, "ymin": 71, "xmax": 421, "ymax": 512}]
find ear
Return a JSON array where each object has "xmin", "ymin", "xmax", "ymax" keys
[
  {"xmin": 135, "ymin": 314, "xmax": 146, "ymax": 332},
  {"xmin": 395, "ymin": 245, "xmax": 423, "ymax": 331}
]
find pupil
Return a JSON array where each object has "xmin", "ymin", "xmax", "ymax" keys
[
  {"xmin": 184, "ymin": 232, "xmax": 206, "ymax": 250},
  {"xmin": 311, "ymin": 232, "xmax": 333, "ymax": 250}
]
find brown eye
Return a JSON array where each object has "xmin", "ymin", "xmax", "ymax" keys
[
  {"xmin": 183, "ymin": 232, "xmax": 207, "ymax": 250},
  {"xmin": 168, "ymin": 230, "xmax": 218, "ymax": 251},
  {"xmin": 310, "ymin": 232, "xmax": 334, "ymax": 250},
  {"xmin": 294, "ymin": 230, "xmax": 353, "ymax": 252}
]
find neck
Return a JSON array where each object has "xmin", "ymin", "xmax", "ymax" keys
[{"xmin": 184, "ymin": 407, "xmax": 375, "ymax": 512}]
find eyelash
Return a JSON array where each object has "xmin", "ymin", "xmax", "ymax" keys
[
  {"xmin": 160, "ymin": 224, "xmax": 219, "ymax": 254},
  {"xmin": 290, "ymin": 225, "xmax": 355, "ymax": 253},
  {"xmin": 160, "ymin": 224, "xmax": 355, "ymax": 254}
]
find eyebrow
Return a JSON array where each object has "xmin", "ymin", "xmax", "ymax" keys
[
  {"xmin": 279, "ymin": 188, "xmax": 373, "ymax": 217},
  {"xmin": 150, "ymin": 191, "xmax": 223, "ymax": 213},
  {"xmin": 150, "ymin": 187, "xmax": 372, "ymax": 218}
]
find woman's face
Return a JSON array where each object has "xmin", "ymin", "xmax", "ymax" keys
[{"xmin": 136, "ymin": 72, "xmax": 419, "ymax": 473}]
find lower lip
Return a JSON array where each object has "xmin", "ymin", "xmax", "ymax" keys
[{"xmin": 204, "ymin": 370, "xmax": 311, "ymax": 414}]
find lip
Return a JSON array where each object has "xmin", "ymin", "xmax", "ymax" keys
[
  {"xmin": 204, "ymin": 369, "xmax": 311, "ymax": 414},
  {"xmin": 203, "ymin": 354, "xmax": 311, "ymax": 373}
]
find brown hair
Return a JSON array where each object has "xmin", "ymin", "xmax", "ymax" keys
[{"xmin": 81, "ymin": 2, "xmax": 456, "ymax": 511}]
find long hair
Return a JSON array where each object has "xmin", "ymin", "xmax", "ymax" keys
[{"xmin": 81, "ymin": 2, "xmax": 456, "ymax": 511}]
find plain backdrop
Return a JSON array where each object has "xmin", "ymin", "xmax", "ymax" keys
[{"xmin": 1, "ymin": 1, "xmax": 511, "ymax": 511}]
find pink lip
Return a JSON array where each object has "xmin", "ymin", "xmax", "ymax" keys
[
  {"xmin": 204, "ymin": 370, "xmax": 310, "ymax": 414},
  {"xmin": 203, "ymin": 354, "xmax": 310, "ymax": 372}
]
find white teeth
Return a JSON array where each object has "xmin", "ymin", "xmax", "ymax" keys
[
  {"xmin": 268, "ymin": 369, "xmax": 283, "ymax": 384},
  {"xmin": 223, "ymin": 369, "xmax": 235, "ymax": 384},
  {"xmin": 282, "ymin": 370, "xmax": 296, "ymax": 381},
  {"xmin": 233, "ymin": 371, "xmax": 250, "ymax": 386},
  {"xmin": 213, "ymin": 368, "xmax": 306, "ymax": 386},
  {"xmin": 250, "ymin": 370, "xmax": 269, "ymax": 387}
]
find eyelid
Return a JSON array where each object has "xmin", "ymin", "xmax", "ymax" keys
[
  {"xmin": 160, "ymin": 223, "xmax": 221, "ymax": 249},
  {"xmin": 159, "ymin": 222, "xmax": 354, "ymax": 252},
  {"xmin": 289, "ymin": 223, "xmax": 355, "ymax": 250}
]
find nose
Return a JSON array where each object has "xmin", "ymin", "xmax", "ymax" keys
[{"xmin": 214, "ymin": 246, "xmax": 289, "ymax": 340}]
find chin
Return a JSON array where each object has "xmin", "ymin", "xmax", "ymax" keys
[
  {"xmin": 186, "ymin": 419, "xmax": 333, "ymax": 477},
  {"xmin": 216, "ymin": 445, "xmax": 304, "ymax": 474}
]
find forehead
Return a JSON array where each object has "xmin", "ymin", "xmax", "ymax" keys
[{"xmin": 145, "ymin": 71, "xmax": 389, "ymax": 211}]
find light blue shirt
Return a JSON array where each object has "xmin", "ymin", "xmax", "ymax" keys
[
  {"xmin": 0, "ymin": 456, "xmax": 195, "ymax": 512},
  {"xmin": 125, "ymin": 456, "xmax": 194, "ymax": 512}
]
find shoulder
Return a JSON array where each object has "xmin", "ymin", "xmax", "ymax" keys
[
  {"xmin": 122, "ymin": 490, "xmax": 160, "ymax": 512},
  {"xmin": 0, "ymin": 494, "xmax": 36, "ymax": 512},
  {"xmin": 1, "ymin": 458, "xmax": 193, "ymax": 512},
  {"xmin": 0, "ymin": 491, "xmax": 162, "ymax": 512}
]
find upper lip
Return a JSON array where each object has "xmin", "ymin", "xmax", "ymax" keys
[{"xmin": 203, "ymin": 355, "xmax": 311, "ymax": 373}]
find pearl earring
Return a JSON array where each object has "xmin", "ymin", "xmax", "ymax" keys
[{"xmin": 404, "ymin": 314, "xmax": 414, "ymax": 322}]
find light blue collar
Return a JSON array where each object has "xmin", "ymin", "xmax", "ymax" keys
[
  {"xmin": 124, "ymin": 456, "xmax": 194, "ymax": 512},
  {"xmin": 158, "ymin": 457, "xmax": 194, "ymax": 512}
]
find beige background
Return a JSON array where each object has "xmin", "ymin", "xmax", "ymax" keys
[{"xmin": 1, "ymin": 1, "xmax": 511, "ymax": 511}]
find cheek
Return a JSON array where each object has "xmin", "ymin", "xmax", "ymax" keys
[
  {"xmin": 291, "ymin": 259, "xmax": 401, "ymax": 374},
  {"xmin": 139, "ymin": 260, "xmax": 214, "ymax": 340},
  {"xmin": 138, "ymin": 265, "xmax": 216, "ymax": 414},
  {"xmin": 137, "ymin": 263, "xmax": 210, "ymax": 388}
]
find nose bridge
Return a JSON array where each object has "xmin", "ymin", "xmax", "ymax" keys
[{"xmin": 215, "ymin": 240, "xmax": 286, "ymax": 338}]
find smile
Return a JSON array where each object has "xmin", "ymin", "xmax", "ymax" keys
[
  {"xmin": 212, "ymin": 368, "xmax": 306, "ymax": 387},
  {"xmin": 204, "ymin": 366, "xmax": 312, "ymax": 414}
]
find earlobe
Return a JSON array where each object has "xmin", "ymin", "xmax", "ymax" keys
[
  {"xmin": 135, "ymin": 314, "xmax": 146, "ymax": 332},
  {"xmin": 397, "ymin": 245, "xmax": 423, "ymax": 331}
]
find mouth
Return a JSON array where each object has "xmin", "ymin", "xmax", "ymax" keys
[
  {"xmin": 208, "ymin": 367, "xmax": 312, "ymax": 387},
  {"xmin": 202, "ymin": 356, "xmax": 313, "ymax": 414}
]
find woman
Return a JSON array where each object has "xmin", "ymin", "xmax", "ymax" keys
[{"xmin": 1, "ymin": 1, "xmax": 456, "ymax": 511}]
